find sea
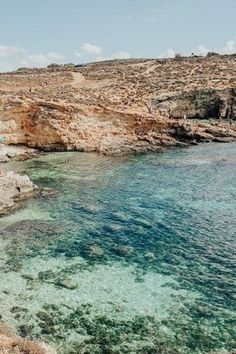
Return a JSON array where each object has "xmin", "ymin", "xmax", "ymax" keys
[{"xmin": 0, "ymin": 142, "xmax": 235, "ymax": 353}]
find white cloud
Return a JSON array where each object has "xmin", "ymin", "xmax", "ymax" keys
[
  {"xmin": 47, "ymin": 52, "xmax": 64, "ymax": 61},
  {"xmin": 0, "ymin": 45, "xmax": 25, "ymax": 57},
  {"xmin": 222, "ymin": 40, "xmax": 236, "ymax": 54},
  {"xmin": 96, "ymin": 51, "xmax": 131, "ymax": 62},
  {"xmin": 158, "ymin": 48, "xmax": 175, "ymax": 59},
  {"xmin": 111, "ymin": 51, "xmax": 131, "ymax": 59},
  {"xmin": 26, "ymin": 54, "xmax": 50, "ymax": 65},
  {"xmin": 0, "ymin": 46, "xmax": 65, "ymax": 72},
  {"xmin": 166, "ymin": 48, "xmax": 175, "ymax": 58},
  {"xmin": 193, "ymin": 40, "xmax": 236, "ymax": 56},
  {"xmin": 74, "ymin": 52, "xmax": 81, "ymax": 58},
  {"xmin": 23, "ymin": 52, "xmax": 64, "ymax": 67},
  {"xmin": 82, "ymin": 43, "xmax": 102, "ymax": 55},
  {"xmin": 1, "ymin": 37, "xmax": 235, "ymax": 73},
  {"xmin": 195, "ymin": 45, "xmax": 208, "ymax": 56},
  {"xmin": 158, "ymin": 39, "xmax": 236, "ymax": 59}
]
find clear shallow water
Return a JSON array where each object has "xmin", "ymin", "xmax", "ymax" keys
[{"xmin": 0, "ymin": 143, "xmax": 236, "ymax": 353}]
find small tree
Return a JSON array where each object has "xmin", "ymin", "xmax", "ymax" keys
[
  {"xmin": 174, "ymin": 53, "xmax": 183, "ymax": 61},
  {"xmin": 47, "ymin": 63, "xmax": 60, "ymax": 68},
  {"xmin": 206, "ymin": 52, "xmax": 219, "ymax": 57}
]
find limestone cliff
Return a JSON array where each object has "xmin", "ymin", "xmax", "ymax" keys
[{"xmin": 0, "ymin": 54, "xmax": 236, "ymax": 154}]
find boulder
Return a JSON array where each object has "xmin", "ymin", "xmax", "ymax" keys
[{"xmin": 0, "ymin": 171, "xmax": 38, "ymax": 215}]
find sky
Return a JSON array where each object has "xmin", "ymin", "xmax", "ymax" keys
[{"xmin": 0, "ymin": 0, "xmax": 235, "ymax": 71}]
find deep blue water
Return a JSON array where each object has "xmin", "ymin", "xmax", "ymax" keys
[{"xmin": 0, "ymin": 142, "xmax": 236, "ymax": 353}]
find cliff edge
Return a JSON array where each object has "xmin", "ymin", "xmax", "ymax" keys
[{"xmin": 0, "ymin": 54, "xmax": 236, "ymax": 155}]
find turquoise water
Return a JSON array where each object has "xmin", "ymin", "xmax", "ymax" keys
[{"xmin": 0, "ymin": 143, "xmax": 236, "ymax": 353}]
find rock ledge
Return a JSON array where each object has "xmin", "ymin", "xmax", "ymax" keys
[{"xmin": 0, "ymin": 171, "xmax": 38, "ymax": 215}]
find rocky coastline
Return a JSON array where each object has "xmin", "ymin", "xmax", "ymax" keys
[
  {"xmin": 0, "ymin": 171, "xmax": 38, "ymax": 216},
  {"xmin": 0, "ymin": 54, "xmax": 236, "ymax": 353},
  {"xmin": 1, "ymin": 55, "xmax": 236, "ymax": 215},
  {"xmin": 0, "ymin": 170, "xmax": 58, "ymax": 215},
  {"xmin": 0, "ymin": 54, "xmax": 236, "ymax": 156},
  {"xmin": 0, "ymin": 144, "xmax": 38, "ymax": 163},
  {"xmin": 0, "ymin": 172, "xmax": 59, "ymax": 353}
]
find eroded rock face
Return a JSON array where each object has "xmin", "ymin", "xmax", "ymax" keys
[
  {"xmin": 155, "ymin": 88, "xmax": 236, "ymax": 119},
  {"xmin": 0, "ymin": 54, "xmax": 236, "ymax": 154},
  {"xmin": 0, "ymin": 324, "xmax": 56, "ymax": 354},
  {"xmin": 0, "ymin": 144, "xmax": 38, "ymax": 163},
  {"xmin": 0, "ymin": 171, "xmax": 38, "ymax": 215}
]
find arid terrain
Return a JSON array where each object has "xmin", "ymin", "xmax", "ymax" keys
[{"xmin": 0, "ymin": 54, "xmax": 236, "ymax": 155}]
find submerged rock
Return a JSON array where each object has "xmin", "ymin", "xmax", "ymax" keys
[
  {"xmin": 114, "ymin": 245, "xmax": 134, "ymax": 256},
  {"xmin": 144, "ymin": 252, "xmax": 156, "ymax": 261},
  {"xmin": 21, "ymin": 274, "xmax": 35, "ymax": 281},
  {"xmin": 105, "ymin": 223, "xmax": 123, "ymax": 232},
  {"xmin": 0, "ymin": 324, "xmax": 56, "ymax": 354},
  {"xmin": 1, "ymin": 220, "xmax": 64, "ymax": 271},
  {"xmin": 55, "ymin": 277, "xmax": 78, "ymax": 290},
  {"xmin": 1, "ymin": 220, "xmax": 61, "ymax": 240},
  {"xmin": 38, "ymin": 270, "xmax": 56, "ymax": 281},
  {"xmin": 85, "ymin": 244, "xmax": 105, "ymax": 257},
  {"xmin": 38, "ymin": 187, "xmax": 59, "ymax": 198}
]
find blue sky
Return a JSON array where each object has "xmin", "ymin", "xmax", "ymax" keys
[{"xmin": 0, "ymin": 0, "xmax": 235, "ymax": 71}]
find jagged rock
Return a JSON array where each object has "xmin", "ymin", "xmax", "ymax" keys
[
  {"xmin": 0, "ymin": 144, "xmax": 37, "ymax": 162},
  {"xmin": 0, "ymin": 171, "xmax": 38, "ymax": 215},
  {"xmin": 0, "ymin": 55, "xmax": 235, "ymax": 155},
  {"xmin": 55, "ymin": 277, "xmax": 78, "ymax": 290},
  {"xmin": 0, "ymin": 171, "xmax": 58, "ymax": 216},
  {"xmin": 155, "ymin": 89, "xmax": 236, "ymax": 120}
]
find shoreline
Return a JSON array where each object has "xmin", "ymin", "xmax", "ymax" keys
[
  {"xmin": 0, "ymin": 55, "xmax": 235, "ymax": 156},
  {"xmin": 0, "ymin": 54, "xmax": 236, "ymax": 353},
  {"xmin": 0, "ymin": 142, "xmax": 235, "ymax": 353},
  {"xmin": 1, "ymin": 137, "xmax": 236, "ymax": 215}
]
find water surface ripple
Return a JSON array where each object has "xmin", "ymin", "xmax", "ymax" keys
[{"xmin": 0, "ymin": 143, "xmax": 236, "ymax": 353}]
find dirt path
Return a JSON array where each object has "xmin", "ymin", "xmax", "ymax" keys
[
  {"xmin": 72, "ymin": 72, "xmax": 113, "ymax": 89},
  {"xmin": 72, "ymin": 72, "xmax": 86, "ymax": 86}
]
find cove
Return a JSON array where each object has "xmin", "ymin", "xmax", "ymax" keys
[{"xmin": 0, "ymin": 142, "xmax": 236, "ymax": 354}]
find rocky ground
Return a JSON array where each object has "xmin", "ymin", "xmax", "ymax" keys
[
  {"xmin": 0, "ymin": 53, "xmax": 235, "ymax": 155},
  {"xmin": 0, "ymin": 144, "xmax": 38, "ymax": 163},
  {"xmin": 0, "ymin": 171, "xmax": 57, "ymax": 215}
]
